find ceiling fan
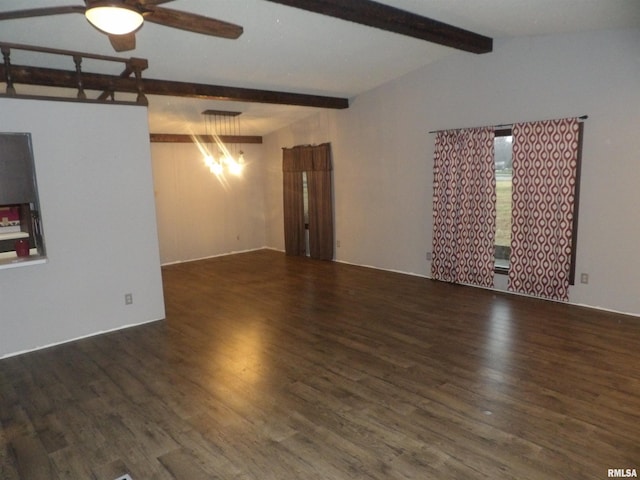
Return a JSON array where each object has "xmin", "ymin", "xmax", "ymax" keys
[{"xmin": 0, "ymin": 0, "xmax": 243, "ymax": 52}]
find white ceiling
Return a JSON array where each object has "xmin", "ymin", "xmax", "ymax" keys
[{"xmin": 1, "ymin": 0, "xmax": 639, "ymax": 136}]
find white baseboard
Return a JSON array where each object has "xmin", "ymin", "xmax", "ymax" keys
[
  {"xmin": 0, "ymin": 317, "xmax": 164, "ymax": 360},
  {"xmin": 160, "ymin": 247, "xmax": 273, "ymax": 267}
]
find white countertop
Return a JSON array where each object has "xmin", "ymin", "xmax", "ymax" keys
[
  {"xmin": 0, "ymin": 249, "xmax": 47, "ymax": 270},
  {"xmin": 0, "ymin": 231, "xmax": 29, "ymax": 241}
]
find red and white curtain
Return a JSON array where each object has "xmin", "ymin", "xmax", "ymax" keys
[
  {"xmin": 508, "ymin": 118, "xmax": 580, "ymax": 301},
  {"xmin": 432, "ymin": 128, "xmax": 496, "ymax": 288}
]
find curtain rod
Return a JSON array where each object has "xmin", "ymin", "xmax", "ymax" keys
[{"xmin": 428, "ymin": 115, "xmax": 588, "ymax": 134}]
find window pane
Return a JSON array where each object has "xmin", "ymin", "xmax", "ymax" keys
[
  {"xmin": 495, "ymin": 135, "xmax": 512, "ymax": 268},
  {"xmin": 0, "ymin": 133, "xmax": 46, "ymax": 261}
]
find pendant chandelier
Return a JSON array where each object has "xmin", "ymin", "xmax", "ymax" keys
[{"xmin": 202, "ymin": 109, "xmax": 245, "ymax": 177}]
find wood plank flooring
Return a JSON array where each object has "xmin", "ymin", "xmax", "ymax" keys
[{"xmin": 1, "ymin": 249, "xmax": 639, "ymax": 479}]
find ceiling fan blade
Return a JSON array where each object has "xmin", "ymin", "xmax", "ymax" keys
[
  {"xmin": 138, "ymin": 0, "xmax": 176, "ymax": 5},
  {"xmin": 108, "ymin": 33, "xmax": 137, "ymax": 52},
  {"xmin": 0, "ymin": 6, "xmax": 86, "ymax": 21},
  {"xmin": 143, "ymin": 6, "xmax": 243, "ymax": 39}
]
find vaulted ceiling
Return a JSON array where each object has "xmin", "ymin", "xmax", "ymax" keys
[{"xmin": 1, "ymin": 0, "xmax": 638, "ymax": 136}]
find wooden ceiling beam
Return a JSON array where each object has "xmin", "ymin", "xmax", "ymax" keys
[
  {"xmin": 150, "ymin": 134, "xmax": 263, "ymax": 144},
  {"xmin": 143, "ymin": 77, "xmax": 348, "ymax": 109},
  {"xmin": 263, "ymin": 0, "xmax": 492, "ymax": 54},
  {"xmin": 0, "ymin": 64, "xmax": 350, "ymax": 109}
]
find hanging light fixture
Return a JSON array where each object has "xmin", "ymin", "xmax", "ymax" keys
[
  {"xmin": 202, "ymin": 110, "xmax": 246, "ymax": 177},
  {"xmin": 85, "ymin": 2, "xmax": 144, "ymax": 35}
]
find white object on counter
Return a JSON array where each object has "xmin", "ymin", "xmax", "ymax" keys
[{"xmin": 0, "ymin": 231, "xmax": 29, "ymax": 241}]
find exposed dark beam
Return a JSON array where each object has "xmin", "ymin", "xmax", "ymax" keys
[
  {"xmin": 263, "ymin": 0, "xmax": 492, "ymax": 54},
  {"xmin": 202, "ymin": 109, "xmax": 242, "ymax": 116},
  {"xmin": 150, "ymin": 134, "xmax": 263, "ymax": 144},
  {"xmin": 142, "ymin": 77, "xmax": 348, "ymax": 109},
  {"xmin": 0, "ymin": 64, "xmax": 350, "ymax": 109}
]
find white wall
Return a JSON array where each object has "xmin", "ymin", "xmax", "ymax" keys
[
  {"xmin": 263, "ymin": 28, "xmax": 640, "ymax": 316},
  {"xmin": 0, "ymin": 98, "xmax": 165, "ymax": 358},
  {"xmin": 151, "ymin": 142, "xmax": 266, "ymax": 264}
]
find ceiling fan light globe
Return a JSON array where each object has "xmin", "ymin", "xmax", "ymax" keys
[{"xmin": 85, "ymin": 4, "xmax": 143, "ymax": 35}]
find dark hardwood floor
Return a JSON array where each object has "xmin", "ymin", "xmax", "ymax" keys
[{"xmin": 1, "ymin": 249, "xmax": 639, "ymax": 479}]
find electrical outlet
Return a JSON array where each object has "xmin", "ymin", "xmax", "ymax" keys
[
  {"xmin": 124, "ymin": 293, "xmax": 133, "ymax": 305},
  {"xmin": 426, "ymin": 252, "xmax": 432, "ymax": 261},
  {"xmin": 337, "ymin": 240, "xmax": 341, "ymax": 248},
  {"xmin": 580, "ymin": 273, "xmax": 589, "ymax": 285}
]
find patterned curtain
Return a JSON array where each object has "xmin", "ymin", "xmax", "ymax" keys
[
  {"xmin": 508, "ymin": 118, "xmax": 580, "ymax": 301},
  {"xmin": 432, "ymin": 128, "xmax": 496, "ymax": 287}
]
